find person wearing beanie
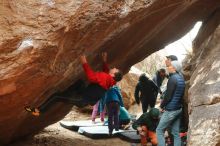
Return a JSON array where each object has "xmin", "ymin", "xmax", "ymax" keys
[
  {"xmin": 156, "ymin": 60, "xmax": 185, "ymax": 146},
  {"xmin": 165, "ymin": 55, "xmax": 178, "ymax": 67},
  {"xmin": 171, "ymin": 60, "xmax": 182, "ymax": 73},
  {"xmin": 132, "ymin": 108, "xmax": 160, "ymax": 146}
]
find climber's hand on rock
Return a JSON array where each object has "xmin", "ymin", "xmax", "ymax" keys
[
  {"xmin": 102, "ymin": 52, "xmax": 107, "ymax": 62},
  {"xmin": 80, "ymin": 55, "xmax": 87, "ymax": 64}
]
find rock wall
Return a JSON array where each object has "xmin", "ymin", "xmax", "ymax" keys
[
  {"xmin": 118, "ymin": 72, "xmax": 139, "ymax": 109},
  {"xmin": 186, "ymin": 9, "xmax": 220, "ymax": 146},
  {"xmin": 0, "ymin": 0, "xmax": 220, "ymax": 144}
]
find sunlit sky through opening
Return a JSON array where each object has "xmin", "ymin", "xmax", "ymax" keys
[{"xmin": 164, "ymin": 21, "xmax": 202, "ymax": 61}]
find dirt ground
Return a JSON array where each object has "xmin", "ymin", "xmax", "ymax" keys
[{"xmin": 9, "ymin": 105, "xmax": 149, "ymax": 146}]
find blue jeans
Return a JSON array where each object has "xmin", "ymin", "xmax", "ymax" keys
[{"xmin": 156, "ymin": 108, "xmax": 182, "ymax": 146}]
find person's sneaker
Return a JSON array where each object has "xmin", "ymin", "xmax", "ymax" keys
[{"xmin": 92, "ymin": 120, "xmax": 96, "ymax": 124}]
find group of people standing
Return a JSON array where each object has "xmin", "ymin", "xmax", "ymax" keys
[
  {"xmin": 25, "ymin": 53, "xmax": 186, "ymax": 146},
  {"xmin": 133, "ymin": 55, "xmax": 186, "ymax": 146}
]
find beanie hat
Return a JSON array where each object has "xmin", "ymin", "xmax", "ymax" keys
[
  {"xmin": 149, "ymin": 108, "xmax": 160, "ymax": 119},
  {"xmin": 171, "ymin": 61, "xmax": 182, "ymax": 73}
]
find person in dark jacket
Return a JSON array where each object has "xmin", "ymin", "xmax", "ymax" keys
[
  {"xmin": 105, "ymin": 85, "xmax": 124, "ymax": 135},
  {"xmin": 156, "ymin": 61, "xmax": 185, "ymax": 146},
  {"xmin": 152, "ymin": 68, "xmax": 167, "ymax": 106},
  {"xmin": 135, "ymin": 74, "xmax": 160, "ymax": 113},
  {"xmin": 132, "ymin": 108, "xmax": 160, "ymax": 146},
  {"xmin": 153, "ymin": 68, "xmax": 167, "ymax": 88}
]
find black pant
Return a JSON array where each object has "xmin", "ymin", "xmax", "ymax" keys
[
  {"xmin": 37, "ymin": 80, "xmax": 106, "ymax": 112},
  {"xmin": 107, "ymin": 102, "xmax": 120, "ymax": 134},
  {"xmin": 152, "ymin": 92, "xmax": 158, "ymax": 107},
  {"xmin": 141, "ymin": 98, "xmax": 155, "ymax": 113},
  {"xmin": 38, "ymin": 94, "xmax": 85, "ymax": 113}
]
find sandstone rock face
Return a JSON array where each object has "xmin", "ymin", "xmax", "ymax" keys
[
  {"xmin": 187, "ymin": 11, "xmax": 220, "ymax": 146},
  {"xmin": 118, "ymin": 72, "xmax": 139, "ymax": 109},
  {"xmin": 0, "ymin": 0, "xmax": 220, "ymax": 144}
]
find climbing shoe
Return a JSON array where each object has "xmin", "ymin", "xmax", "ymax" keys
[
  {"xmin": 25, "ymin": 106, "xmax": 32, "ymax": 112},
  {"xmin": 25, "ymin": 106, "xmax": 40, "ymax": 117}
]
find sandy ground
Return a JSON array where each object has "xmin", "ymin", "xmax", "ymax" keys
[{"xmin": 9, "ymin": 105, "xmax": 151, "ymax": 146}]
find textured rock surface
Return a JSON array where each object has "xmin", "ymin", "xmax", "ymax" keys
[
  {"xmin": 0, "ymin": 0, "xmax": 220, "ymax": 144},
  {"xmin": 118, "ymin": 72, "xmax": 139, "ymax": 109},
  {"xmin": 187, "ymin": 10, "xmax": 220, "ymax": 146}
]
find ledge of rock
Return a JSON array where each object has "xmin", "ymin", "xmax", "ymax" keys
[{"xmin": 0, "ymin": 0, "xmax": 220, "ymax": 144}]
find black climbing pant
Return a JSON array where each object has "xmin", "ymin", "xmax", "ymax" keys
[
  {"xmin": 38, "ymin": 80, "xmax": 106, "ymax": 112},
  {"xmin": 107, "ymin": 101, "xmax": 120, "ymax": 134}
]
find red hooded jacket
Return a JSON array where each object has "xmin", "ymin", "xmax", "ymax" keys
[{"xmin": 82, "ymin": 63, "xmax": 116, "ymax": 90}]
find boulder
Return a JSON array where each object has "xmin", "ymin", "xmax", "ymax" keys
[
  {"xmin": 0, "ymin": 0, "xmax": 220, "ymax": 144},
  {"xmin": 118, "ymin": 72, "xmax": 139, "ymax": 109},
  {"xmin": 187, "ymin": 10, "xmax": 220, "ymax": 146}
]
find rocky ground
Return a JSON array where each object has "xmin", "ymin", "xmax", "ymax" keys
[{"xmin": 9, "ymin": 105, "xmax": 147, "ymax": 146}]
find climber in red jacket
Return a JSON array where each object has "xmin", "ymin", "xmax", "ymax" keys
[
  {"xmin": 80, "ymin": 52, "xmax": 123, "ymax": 90},
  {"xmin": 25, "ymin": 52, "xmax": 123, "ymax": 116}
]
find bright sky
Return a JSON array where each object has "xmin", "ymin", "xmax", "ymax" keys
[
  {"xmin": 164, "ymin": 21, "xmax": 202, "ymax": 61},
  {"xmin": 131, "ymin": 21, "xmax": 202, "ymax": 75}
]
